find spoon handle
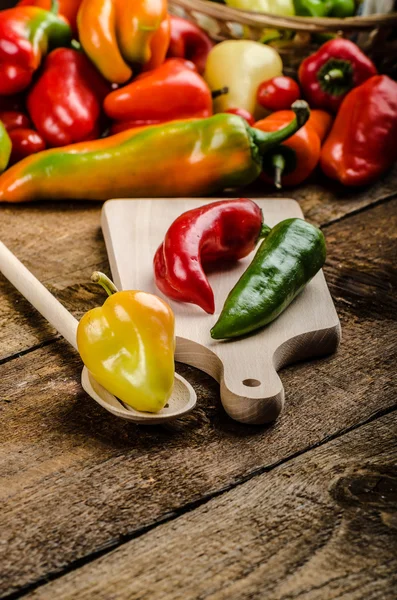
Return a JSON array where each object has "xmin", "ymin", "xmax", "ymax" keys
[{"xmin": 0, "ymin": 241, "xmax": 78, "ymax": 350}]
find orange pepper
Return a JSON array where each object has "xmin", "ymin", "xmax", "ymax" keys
[
  {"xmin": 307, "ymin": 109, "xmax": 333, "ymax": 143},
  {"xmin": 255, "ymin": 110, "xmax": 321, "ymax": 188},
  {"xmin": 77, "ymin": 0, "xmax": 169, "ymax": 84},
  {"xmin": 17, "ymin": 0, "xmax": 82, "ymax": 34}
]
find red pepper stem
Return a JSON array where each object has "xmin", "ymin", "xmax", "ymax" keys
[
  {"xmin": 91, "ymin": 271, "xmax": 119, "ymax": 297},
  {"xmin": 324, "ymin": 68, "xmax": 345, "ymax": 82},
  {"xmin": 211, "ymin": 86, "xmax": 229, "ymax": 99},
  {"xmin": 272, "ymin": 154, "xmax": 285, "ymax": 189},
  {"xmin": 250, "ymin": 100, "xmax": 309, "ymax": 155}
]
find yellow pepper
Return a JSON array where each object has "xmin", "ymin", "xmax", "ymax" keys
[
  {"xmin": 225, "ymin": 0, "xmax": 295, "ymax": 15},
  {"xmin": 204, "ymin": 40, "xmax": 283, "ymax": 119},
  {"xmin": 77, "ymin": 272, "xmax": 175, "ymax": 413}
]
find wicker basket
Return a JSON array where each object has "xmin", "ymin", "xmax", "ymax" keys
[{"xmin": 169, "ymin": 0, "xmax": 397, "ymax": 76}]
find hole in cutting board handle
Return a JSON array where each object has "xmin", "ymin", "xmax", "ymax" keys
[{"xmin": 243, "ymin": 379, "xmax": 261, "ymax": 388}]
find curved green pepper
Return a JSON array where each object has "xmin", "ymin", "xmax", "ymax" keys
[
  {"xmin": 0, "ymin": 123, "xmax": 11, "ymax": 175},
  {"xmin": 211, "ymin": 218, "xmax": 326, "ymax": 339},
  {"xmin": 293, "ymin": 0, "xmax": 355, "ymax": 17}
]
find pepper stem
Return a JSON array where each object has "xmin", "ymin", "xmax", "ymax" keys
[
  {"xmin": 259, "ymin": 223, "xmax": 272, "ymax": 239},
  {"xmin": 91, "ymin": 271, "xmax": 119, "ymax": 297},
  {"xmin": 250, "ymin": 100, "xmax": 310, "ymax": 155},
  {"xmin": 323, "ymin": 68, "xmax": 345, "ymax": 82},
  {"xmin": 272, "ymin": 154, "xmax": 285, "ymax": 189},
  {"xmin": 212, "ymin": 86, "xmax": 229, "ymax": 99},
  {"xmin": 50, "ymin": 0, "xmax": 59, "ymax": 14}
]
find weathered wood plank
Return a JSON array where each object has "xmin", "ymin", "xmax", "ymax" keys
[
  {"xmin": 0, "ymin": 199, "xmax": 396, "ymax": 597},
  {"xmin": 24, "ymin": 411, "xmax": 397, "ymax": 600},
  {"xmin": 1, "ymin": 164, "xmax": 396, "ymax": 361}
]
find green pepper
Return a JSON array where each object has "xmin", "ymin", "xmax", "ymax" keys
[
  {"xmin": 211, "ymin": 218, "xmax": 326, "ymax": 339},
  {"xmin": 293, "ymin": 0, "xmax": 355, "ymax": 17},
  {"xmin": 0, "ymin": 122, "xmax": 11, "ymax": 174}
]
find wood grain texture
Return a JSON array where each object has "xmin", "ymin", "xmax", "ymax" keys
[
  {"xmin": 1, "ymin": 163, "xmax": 396, "ymax": 361},
  {"xmin": 0, "ymin": 199, "xmax": 396, "ymax": 597},
  {"xmin": 24, "ymin": 411, "xmax": 397, "ymax": 600},
  {"xmin": 102, "ymin": 198, "xmax": 340, "ymax": 424}
]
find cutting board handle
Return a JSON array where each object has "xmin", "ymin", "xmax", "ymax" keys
[{"xmin": 220, "ymin": 353, "xmax": 284, "ymax": 424}]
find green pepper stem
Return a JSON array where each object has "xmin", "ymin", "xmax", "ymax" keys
[
  {"xmin": 323, "ymin": 68, "xmax": 345, "ymax": 82},
  {"xmin": 91, "ymin": 271, "xmax": 119, "ymax": 297},
  {"xmin": 212, "ymin": 86, "xmax": 229, "ymax": 99},
  {"xmin": 259, "ymin": 223, "xmax": 272, "ymax": 239},
  {"xmin": 272, "ymin": 154, "xmax": 285, "ymax": 189},
  {"xmin": 250, "ymin": 100, "xmax": 310, "ymax": 155},
  {"xmin": 50, "ymin": 0, "xmax": 59, "ymax": 14}
]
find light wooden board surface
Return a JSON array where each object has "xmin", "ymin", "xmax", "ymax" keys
[{"xmin": 102, "ymin": 198, "xmax": 340, "ymax": 424}]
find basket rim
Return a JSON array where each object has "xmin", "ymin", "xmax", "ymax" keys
[{"xmin": 170, "ymin": 0, "xmax": 397, "ymax": 31}]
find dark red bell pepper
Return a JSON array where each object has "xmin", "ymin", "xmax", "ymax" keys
[
  {"xmin": 9, "ymin": 128, "xmax": 46, "ymax": 165},
  {"xmin": 320, "ymin": 75, "xmax": 397, "ymax": 186},
  {"xmin": 104, "ymin": 58, "xmax": 212, "ymax": 126},
  {"xmin": 153, "ymin": 198, "xmax": 269, "ymax": 314},
  {"xmin": 27, "ymin": 48, "xmax": 110, "ymax": 147},
  {"xmin": 167, "ymin": 15, "xmax": 213, "ymax": 75},
  {"xmin": 0, "ymin": 111, "xmax": 31, "ymax": 132},
  {"xmin": 298, "ymin": 39, "xmax": 377, "ymax": 113},
  {"xmin": 0, "ymin": 3, "xmax": 71, "ymax": 96}
]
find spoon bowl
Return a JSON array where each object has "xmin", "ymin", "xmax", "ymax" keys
[{"xmin": 0, "ymin": 240, "xmax": 197, "ymax": 424}]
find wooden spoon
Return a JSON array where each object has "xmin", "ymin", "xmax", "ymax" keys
[{"xmin": 0, "ymin": 241, "xmax": 196, "ymax": 424}]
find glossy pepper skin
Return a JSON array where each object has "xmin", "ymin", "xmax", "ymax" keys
[
  {"xmin": 154, "ymin": 199, "xmax": 269, "ymax": 314},
  {"xmin": 27, "ymin": 48, "xmax": 110, "ymax": 147},
  {"xmin": 0, "ymin": 4, "xmax": 72, "ymax": 96},
  {"xmin": 104, "ymin": 59, "xmax": 212, "ymax": 126},
  {"xmin": 320, "ymin": 75, "xmax": 397, "ymax": 187},
  {"xmin": 293, "ymin": 0, "xmax": 355, "ymax": 17},
  {"xmin": 0, "ymin": 101, "xmax": 309, "ymax": 203},
  {"xmin": 307, "ymin": 109, "xmax": 332, "ymax": 143},
  {"xmin": 211, "ymin": 218, "xmax": 326, "ymax": 339},
  {"xmin": 0, "ymin": 123, "xmax": 12, "ymax": 174},
  {"xmin": 299, "ymin": 39, "xmax": 377, "ymax": 112},
  {"xmin": 204, "ymin": 40, "xmax": 283, "ymax": 120},
  {"xmin": 77, "ymin": 0, "xmax": 170, "ymax": 84},
  {"xmin": 17, "ymin": 0, "xmax": 82, "ymax": 34},
  {"xmin": 0, "ymin": 111, "xmax": 31, "ymax": 132},
  {"xmin": 255, "ymin": 110, "xmax": 321, "ymax": 188},
  {"xmin": 77, "ymin": 273, "xmax": 175, "ymax": 413},
  {"xmin": 9, "ymin": 128, "xmax": 46, "ymax": 165},
  {"xmin": 167, "ymin": 15, "xmax": 213, "ymax": 75}
]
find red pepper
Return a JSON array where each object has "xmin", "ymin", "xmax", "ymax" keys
[
  {"xmin": 153, "ymin": 198, "xmax": 267, "ymax": 314},
  {"xmin": 104, "ymin": 59, "xmax": 212, "ymax": 126},
  {"xmin": 320, "ymin": 75, "xmax": 397, "ymax": 187},
  {"xmin": 257, "ymin": 76, "xmax": 301, "ymax": 112},
  {"xmin": 0, "ymin": 4, "xmax": 71, "ymax": 96},
  {"xmin": 0, "ymin": 111, "xmax": 31, "ymax": 132},
  {"xmin": 298, "ymin": 39, "xmax": 377, "ymax": 113},
  {"xmin": 225, "ymin": 108, "xmax": 255, "ymax": 126},
  {"xmin": 9, "ymin": 128, "xmax": 46, "ymax": 165},
  {"xmin": 27, "ymin": 48, "xmax": 110, "ymax": 147},
  {"xmin": 167, "ymin": 15, "xmax": 213, "ymax": 75}
]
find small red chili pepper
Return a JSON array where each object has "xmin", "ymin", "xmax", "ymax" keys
[
  {"xmin": 167, "ymin": 15, "xmax": 214, "ymax": 75},
  {"xmin": 104, "ymin": 59, "xmax": 212, "ymax": 126},
  {"xmin": 27, "ymin": 48, "xmax": 110, "ymax": 147},
  {"xmin": 298, "ymin": 39, "xmax": 377, "ymax": 113},
  {"xmin": 320, "ymin": 75, "xmax": 397, "ymax": 187},
  {"xmin": 225, "ymin": 108, "xmax": 255, "ymax": 126},
  {"xmin": 9, "ymin": 128, "xmax": 46, "ymax": 165},
  {"xmin": 257, "ymin": 76, "xmax": 301, "ymax": 112},
  {"xmin": 0, "ymin": 111, "xmax": 31, "ymax": 132},
  {"xmin": 153, "ymin": 198, "xmax": 268, "ymax": 314},
  {"xmin": 255, "ymin": 110, "xmax": 321, "ymax": 188}
]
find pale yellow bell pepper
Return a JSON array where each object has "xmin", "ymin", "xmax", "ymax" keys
[
  {"xmin": 204, "ymin": 40, "xmax": 283, "ymax": 120},
  {"xmin": 225, "ymin": 0, "xmax": 295, "ymax": 15}
]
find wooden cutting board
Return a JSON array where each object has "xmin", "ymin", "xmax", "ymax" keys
[{"xmin": 101, "ymin": 198, "xmax": 341, "ymax": 425}]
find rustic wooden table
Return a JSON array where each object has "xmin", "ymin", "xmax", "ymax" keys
[{"xmin": 1, "ymin": 168, "xmax": 396, "ymax": 600}]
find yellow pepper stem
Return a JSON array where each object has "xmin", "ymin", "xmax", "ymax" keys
[{"xmin": 91, "ymin": 271, "xmax": 119, "ymax": 297}]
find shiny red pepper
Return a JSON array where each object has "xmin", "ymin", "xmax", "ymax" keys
[
  {"xmin": 0, "ymin": 111, "xmax": 31, "ymax": 132},
  {"xmin": 104, "ymin": 59, "xmax": 213, "ymax": 127},
  {"xmin": 27, "ymin": 48, "xmax": 110, "ymax": 147},
  {"xmin": 9, "ymin": 128, "xmax": 46, "ymax": 165},
  {"xmin": 299, "ymin": 39, "xmax": 377, "ymax": 113},
  {"xmin": 0, "ymin": 4, "xmax": 71, "ymax": 96},
  {"xmin": 320, "ymin": 75, "xmax": 397, "ymax": 187},
  {"xmin": 153, "ymin": 198, "xmax": 268, "ymax": 314},
  {"xmin": 167, "ymin": 15, "xmax": 213, "ymax": 75}
]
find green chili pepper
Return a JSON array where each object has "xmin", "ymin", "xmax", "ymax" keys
[
  {"xmin": 211, "ymin": 218, "xmax": 326, "ymax": 340},
  {"xmin": 0, "ymin": 122, "xmax": 11, "ymax": 175},
  {"xmin": 293, "ymin": 0, "xmax": 355, "ymax": 17}
]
